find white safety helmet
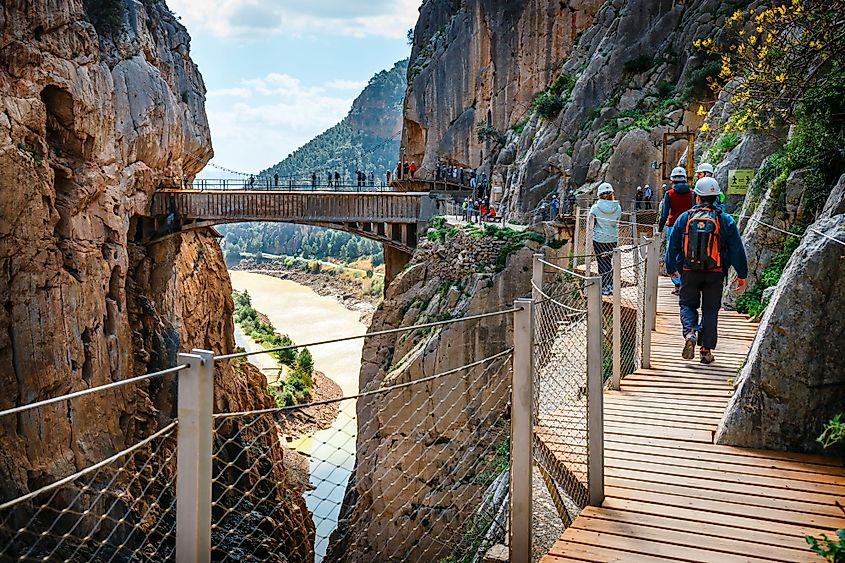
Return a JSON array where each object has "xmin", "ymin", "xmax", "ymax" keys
[
  {"xmin": 670, "ymin": 166, "xmax": 688, "ymax": 181},
  {"xmin": 597, "ymin": 182, "xmax": 614, "ymax": 195},
  {"xmin": 696, "ymin": 163, "xmax": 714, "ymax": 175},
  {"xmin": 693, "ymin": 176, "xmax": 722, "ymax": 196}
]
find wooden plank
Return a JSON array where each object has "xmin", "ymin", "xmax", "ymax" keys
[
  {"xmin": 604, "ymin": 450, "xmax": 845, "ymax": 486},
  {"xmin": 579, "ymin": 506, "xmax": 821, "ymax": 554},
  {"xmin": 571, "ymin": 513, "xmax": 815, "ymax": 562},
  {"xmin": 604, "ymin": 486, "xmax": 845, "ymax": 529},
  {"xmin": 542, "ymin": 544, "xmax": 676, "ymax": 563},
  {"xmin": 600, "ymin": 496, "xmax": 838, "ymax": 539},
  {"xmin": 554, "ymin": 527, "xmax": 777, "ymax": 563},
  {"xmin": 602, "ymin": 432, "xmax": 845, "ymax": 467},
  {"xmin": 606, "ymin": 467, "xmax": 844, "ymax": 505}
]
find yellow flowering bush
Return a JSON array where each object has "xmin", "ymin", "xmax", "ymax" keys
[{"xmin": 698, "ymin": 0, "xmax": 845, "ymax": 130}]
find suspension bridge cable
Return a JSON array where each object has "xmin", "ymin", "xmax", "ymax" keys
[
  {"xmin": 0, "ymin": 364, "xmax": 188, "ymax": 419},
  {"xmin": 0, "ymin": 421, "xmax": 178, "ymax": 511},
  {"xmin": 215, "ymin": 306, "xmax": 520, "ymax": 361},
  {"xmin": 214, "ymin": 348, "xmax": 514, "ymax": 419}
]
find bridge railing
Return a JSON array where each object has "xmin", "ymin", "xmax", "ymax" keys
[{"xmin": 168, "ymin": 178, "xmax": 396, "ymax": 192}]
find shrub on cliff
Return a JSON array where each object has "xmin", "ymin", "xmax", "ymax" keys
[{"xmin": 83, "ymin": 0, "xmax": 124, "ymax": 34}]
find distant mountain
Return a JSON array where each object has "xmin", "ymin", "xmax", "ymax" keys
[{"xmin": 261, "ymin": 59, "xmax": 408, "ymax": 183}]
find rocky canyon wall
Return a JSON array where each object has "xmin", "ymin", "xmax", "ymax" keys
[
  {"xmin": 405, "ymin": 0, "xmax": 748, "ymax": 212},
  {"xmin": 327, "ymin": 231, "xmax": 539, "ymax": 561},
  {"xmin": 0, "ymin": 0, "xmax": 311, "ymax": 556}
]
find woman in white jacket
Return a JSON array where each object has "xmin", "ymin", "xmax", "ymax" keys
[{"xmin": 590, "ymin": 182, "xmax": 622, "ymax": 295}]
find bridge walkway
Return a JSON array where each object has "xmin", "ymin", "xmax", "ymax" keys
[{"xmin": 540, "ymin": 277, "xmax": 845, "ymax": 562}]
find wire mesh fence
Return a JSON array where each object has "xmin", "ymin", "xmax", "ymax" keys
[
  {"xmin": 530, "ymin": 261, "xmax": 591, "ymax": 556},
  {"xmin": 209, "ymin": 349, "xmax": 513, "ymax": 563},
  {"xmin": 0, "ymin": 422, "xmax": 178, "ymax": 562}
]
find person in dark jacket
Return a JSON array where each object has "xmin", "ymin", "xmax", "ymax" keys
[
  {"xmin": 659, "ymin": 166, "xmax": 695, "ymax": 294},
  {"xmin": 666, "ymin": 177, "xmax": 747, "ymax": 365}
]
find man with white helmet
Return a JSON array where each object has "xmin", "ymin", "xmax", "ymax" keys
[
  {"xmin": 697, "ymin": 162, "xmax": 726, "ymax": 207},
  {"xmin": 590, "ymin": 182, "xmax": 622, "ymax": 295},
  {"xmin": 666, "ymin": 177, "xmax": 747, "ymax": 364},
  {"xmin": 658, "ymin": 166, "xmax": 695, "ymax": 294}
]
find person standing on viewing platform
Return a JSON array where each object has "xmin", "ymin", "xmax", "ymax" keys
[
  {"xmin": 403, "ymin": 161, "xmax": 410, "ymax": 179},
  {"xmin": 643, "ymin": 184, "xmax": 653, "ymax": 209},
  {"xmin": 327, "ymin": 171, "xmax": 333, "ymax": 187},
  {"xmin": 273, "ymin": 172, "xmax": 279, "ymax": 188},
  {"xmin": 396, "ymin": 161, "xmax": 402, "ymax": 180},
  {"xmin": 311, "ymin": 171, "xmax": 317, "ymax": 188},
  {"xmin": 658, "ymin": 166, "xmax": 695, "ymax": 295},
  {"xmin": 409, "ymin": 161, "xmax": 417, "ymax": 178},
  {"xmin": 386, "ymin": 170, "xmax": 391, "ymax": 185},
  {"xmin": 589, "ymin": 182, "xmax": 622, "ymax": 295},
  {"xmin": 666, "ymin": 177, "xmax": 747, "ymax": 365},
  {"xmin": 369, "ymin": 171, "xmax": 375, "ymax": 186}
]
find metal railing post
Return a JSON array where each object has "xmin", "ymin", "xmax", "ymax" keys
[
  {"xmin": 573, "ymin": 206, "xmax": 581, "ymax": 268},
  {"xmin": 642, "ymin": 238, "xmax": 658, "ymax": 369},
  {"xmin": 584, "ymin": 213, "xmax": 594, "ymax": 277},
  {"xmin": 585, "ymin": 276, "xmax": 605, "ymax": 506},
  {"xmin": 611, "ymin": 249, "xmax": 622, "ymax": 391},
  {"xmin": 176, "ymin": 349, "xmax": 214, "ymax": 563},
  {"xmin": 510, "ymin": 298, "xmax": 534, "ymax": 563},
  {"xmin": 532, "ymin": 253, "xmax": 544, "ymax": 302},
  {"xmin": 649, "ymin": 236, "xmax": 660, "ymax": 331}
]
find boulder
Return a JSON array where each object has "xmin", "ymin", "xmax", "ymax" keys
[
  {"xmin": 716, "ymin": 212, "xmax": 845, "ymax": 454},
  {"xmin": 603, "ymin": 129, "xmax": 662, "ymax": 205}
]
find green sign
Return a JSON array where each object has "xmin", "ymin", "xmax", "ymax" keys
[{"xmin": 727, "ymin": 169, "xmax": 755, "ymax": 195}]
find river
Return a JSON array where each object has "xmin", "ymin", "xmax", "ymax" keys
[{"xmin": 229, "ymin": 271, "xmax": 366, "ymax": 561}]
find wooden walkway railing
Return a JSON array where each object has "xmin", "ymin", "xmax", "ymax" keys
[{"xmin": 540, "ymin": 277, "xmax": 845, "ymax": 562}]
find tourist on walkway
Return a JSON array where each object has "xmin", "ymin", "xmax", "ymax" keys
[
  {"xmin": 589, "ymin": 182, "xmax": 622, "ymax": 295},
  {"xmin": 396, "ymin": 162, "xmax": 402, "ymax": 181},
  {"xmin": 403, "ymin": 161, "xmax": 410, "ymax": 179},
  {"xmin": 696, "ymin": 162, "xmax": 726, "ymax": 209},
  {"xmin": 248, "ymin": 174, "xmax": 255, "ymax": 188},
  {"xmin": 643, "ymin": 184, "xmax": 653, "ymax": 210},
  {"xmin": 550, "ymin": 194, "xmax": 560, "ymax": 221},
  {"xmin": 461, "ymin": 197, "xmax": 469, "ymax": 221},
  {"xmin": 565, "ymin": 188, "xmax": 576, "ymax": 215},
  {"xmin": 409, "ymin": 161, "xmax": 417, "ymax": 178},
  {"xmin": 386, "ymin": 170, "xmax": 391, "ymax": 186},
  {"xmin": 327, "ymin": 171, "xmax": 333, "ymax": 187},
  {"xmin": 658, "ymin": 166, "xmax": 694, "ymax": 295},
  {"xmin": 311, "ymin": 172, "xmax": 317, "ymax": 188},
  {"xmin": 666, "ymin": 177, "xmax": 747, "ymax": 364},
  {"xmin": 369, "ymin": 171, "xmax": 375, "ymax": 187},
  {"xmin": 635, "ymin": 186, "xmax": 643, "ymax": 210}
]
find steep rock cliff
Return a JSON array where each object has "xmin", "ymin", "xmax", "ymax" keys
[
  {"xmin": 0, "ymin": 0, "xmax": 311, "ymax": 556},
  {"xmin": 716, "ymin": 178, "xmax": 845, "ymax": 453},
  {"xmin": 326, "ymin": 231, "xmax": 537, "ymax": 561},
  {"xmin": 405, "ymin": 0, "xmax": 744, "ymax": 211}
]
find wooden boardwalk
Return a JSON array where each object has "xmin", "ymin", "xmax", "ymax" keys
[{"xmin": 540, "ymin": 277, "xmax": 845, "ymax": 562}]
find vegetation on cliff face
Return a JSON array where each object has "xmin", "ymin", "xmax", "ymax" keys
[
  {"xmin": 261, "ymin": 59, "xmax": 408, "ymax": 181},
  {"xmin": 233, "ymin": 290, "xmax": 315, "ymax": 406}
]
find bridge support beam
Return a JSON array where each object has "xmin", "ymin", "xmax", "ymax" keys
[{"xmin": 384, "ymin": 245, "xmax": 412, "ymax": 286}]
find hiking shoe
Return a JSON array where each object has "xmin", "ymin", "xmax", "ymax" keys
[
  {"xmin": 700, "ymin": 348, "xmax": 715, "ymax": 364},
  {"xmin": 682, "ymin": 331, "xmax": 698, "ymax": 360}
]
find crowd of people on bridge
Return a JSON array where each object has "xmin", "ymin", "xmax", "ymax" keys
[
  {"xmin": 585, "ymin": 161, "xmax": 747, "ymax": 366},
  {"xmin": 434, "ymin": 162, "xmax": 489, "ymax": 193},
  {"xmin": 457, "ymin": 196, "xmax": 499, "ymax": 223}
]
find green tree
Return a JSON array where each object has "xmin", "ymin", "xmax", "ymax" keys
[{"xmin": 295, "ymin": 348, "xmax": 314, "ymax": 374}]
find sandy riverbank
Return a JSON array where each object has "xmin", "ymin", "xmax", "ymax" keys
[{"xmin": 231, "ymin": 258, "xmax": 379, "ymax": 325}]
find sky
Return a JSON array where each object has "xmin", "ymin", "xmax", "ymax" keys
[{"xmin": 167, "ymin": 0, "xmax": 419, "ymax": 177}]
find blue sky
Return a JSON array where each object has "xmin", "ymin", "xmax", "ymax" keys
[{"xmin": 167, "ymin": 0, "xmax": 418, "ymax": 176}]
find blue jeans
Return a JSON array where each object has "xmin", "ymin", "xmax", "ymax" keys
[
  {"xmin": 664, "ymin": 225, "xmax": 680, "ymax": 286},
  {"xmin": 679, "ymin": 270, "xmax": 725, "ymax": 350}
]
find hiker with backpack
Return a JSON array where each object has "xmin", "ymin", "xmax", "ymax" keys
[
  {"xmin": 666, "ymin": 177, "xmax": 747, "ymax": 364},
  {"xmin": 658, "ymin": 166, "xmax": 695, "ymax": 295},
  {"xmin": 590, "ymin": 182, "xmax": 622, "ymax": 295}
]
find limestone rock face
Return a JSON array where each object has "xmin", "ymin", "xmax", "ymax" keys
[
  {"xmin": 404, "ymin": 0, "xmax": 738, "ymax": 216},
  {"xmin": 0, "ymin": 0, "xmax": 312, "ymax": 554},
  {"xmin": 326, "ymin": 235, "xmax": 533, "ymax": 561},
  {"xmin": 715, "ymin": 212, "xmax": 845, "ymax": 453},
  {"xmin": 403, "ymin": 0, "xmax": 603, "ymax": 175}
]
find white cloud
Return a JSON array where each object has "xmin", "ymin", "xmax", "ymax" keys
[
  {"xmin": 202, "ymin": 72, "xmax": 354, "ymax": 174},
  {"xmin": 169, "ymin": 0, "xmax": 420, "ymax": 40},
  {"xmin": 326, "ymin": 79, "xmax": 369, "ymax": 90}
]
